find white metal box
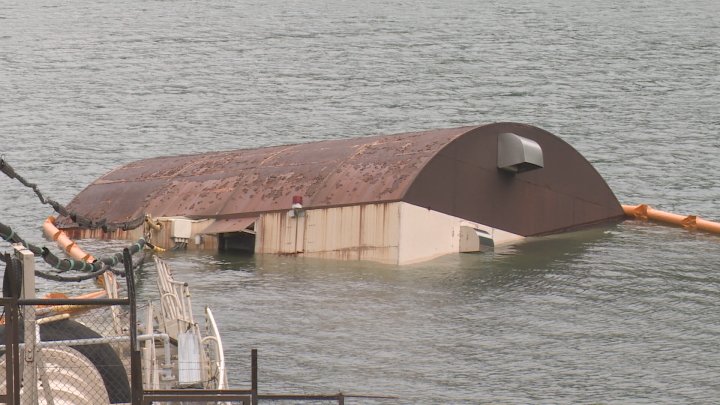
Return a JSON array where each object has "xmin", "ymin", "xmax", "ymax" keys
[{"xmin": 171, "ymin": 218, "xmax": 193, "ymax": 239}]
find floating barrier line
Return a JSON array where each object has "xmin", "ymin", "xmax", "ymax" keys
[
  {"xmin": 43, "ymin": 216, "xmax": 96, "ymax": 262},
  {"xmin": 0, "ymin": 221, "xmax": 146, "ymax": 278},
  {"xmin": 622, "ymin": 204, "xmax": 720, "ymax": 234}
]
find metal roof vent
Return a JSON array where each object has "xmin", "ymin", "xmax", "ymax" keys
[{"xmin": 497, "ymin": 132, "xmax": 544, "ymax": 173}]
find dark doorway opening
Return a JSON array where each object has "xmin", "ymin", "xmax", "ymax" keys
[{"xmin": 219, "ymin": 231, "xmax": 255, "ymax": 253}]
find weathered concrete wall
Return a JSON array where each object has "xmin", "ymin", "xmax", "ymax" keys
[
  {"xmin": 255, "ymin": 202, "xmax": 523, "ymax": 265},
  {"xmin": 398, "ymin": 203, "xmax": 460, "ymax": 265},
  {"xmin": 256, "ymin": 203, "xmax": 401, "ymax": 264},
  {"xmin": 397, "ymin": 203, "xmax": 524, "ymax": 265}
]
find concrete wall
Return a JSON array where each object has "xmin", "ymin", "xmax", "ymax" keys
[
  {"xmin": 398, "ymin": 203, "xmax": 523, "ymax": 265},
  {"xmin": 256, "ymin": 202, "xmax": 523, "ymax": 265},
  {"xmin": 398, "ymin": 203, "xmax": 459, "ymax": 265},
  {"xmin": 256, "ymin": 203, "xmax": 401, "ymax": 264}
]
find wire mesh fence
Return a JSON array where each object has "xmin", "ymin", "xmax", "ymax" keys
[
  {"xmin": 0, "ymin": 299, "xmax": 134, "ymax": 405},
  {"xmin": 37, "ymin": 311, "xmax": 131, "ymax": 404}
]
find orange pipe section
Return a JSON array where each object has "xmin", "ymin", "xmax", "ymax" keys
[
  {"xmin": 42, "ymin": 216, "xmax": 96, "ymax": 262},
  {"xmin": 39, "ymin": 289, "xmax": 109, "ymax": 318},
  {"xmin": 622, "ymin": 204, "xmax": 720, "ymax": 234},
  {"xmin": 41, "ymin": 290, "xmax": 108, "ymax": 301},
  {"xmin": 0, "ymin": 290, "xmax": 109, "ymax": 324}
]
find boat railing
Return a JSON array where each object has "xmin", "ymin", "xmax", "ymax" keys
[
  {"xmin": 203, "ymin": 306, "xmax": 228, "ymax": 389},
  {"xmin": 155, "ymin": 256, "xmax": 195, "ymax": 328},
  {"xmin": 152, "ymin": 256, "xmax": 226, "ymax": 391},
  {"xmin": 1, "ymin": 245, "xmax": 395, "ymax": 405}
]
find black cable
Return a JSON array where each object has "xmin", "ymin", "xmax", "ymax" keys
[
  {"xmin": 34, "ymin": 250, "xmax": 148, "ymax": 282},
  {"xmin": 1, "ymin": 221, "xmax": 147, "ymax": 276},
  {"xmin": 0, "ymin": 157, "xmax": 146, "ymax": 231}
]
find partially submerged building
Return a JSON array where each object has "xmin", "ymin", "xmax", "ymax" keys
[{"xmin": 60, "ymin": 123, "xmax": 623, "ymax": 265}]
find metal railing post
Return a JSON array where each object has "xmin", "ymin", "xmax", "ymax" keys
[
  {"xmin": 9, "ymin": 256, "xmax": 21, "ymax": 405},
  {"xmin": 251, "ymin": 349, "xmax": 258, "ymax": 405},
  {"xmin": 125, "ymin": 248, "xmax": 143, "ymax": 405},
  {"xmin": 2, "ymin": 252, "xmax": 21, "ymax": 404},
  {"xmin": 2, "ymin": 295, "xmax": 21, "ymax": 404},
  {"xmin": 15, "ymin": 245, "xmax": 37, "ymax": 405},
  {"xmin": 9, "ymin": 300, "xmax": 21, "ymax": 405}
]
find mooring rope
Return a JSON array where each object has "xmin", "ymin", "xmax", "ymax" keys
[
  {"xmin": 0, "ymin": 157, "xmax": 146, "ymax": 232},
  {"xmin": 40, "ymin": 239, "xmax": 146, "ymax": 272},
  {"xmin": 0, "ymin": 221, "xmax": 147, "ymax": 281},
  {"xmin": 0, "ymin": 222, "xmax": 43, "ymax": 256},
  {"xmin": 35, "ymin": 251, "xmax": 149, "ymax": 282}
]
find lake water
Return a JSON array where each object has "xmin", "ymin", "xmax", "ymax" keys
[{"xmin": 1, "ymin": 0, "xmax": 719, "ymax": 403}]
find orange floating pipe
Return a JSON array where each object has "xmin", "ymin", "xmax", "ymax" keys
[
  {"xmin": 622, "ymin": 204, "xmax": 720, "ymax": 235},
  {"xmin": 42, "ymin": 216, "xmax": 96, "ymax": 262},
  {"xmin": 697, "ymin": 218, "xmax": 720, "ymax": 234}
]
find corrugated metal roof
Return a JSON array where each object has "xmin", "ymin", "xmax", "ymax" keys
[
  {"xmin": 63, "ymin": 126, "xmax": 472, "ymax": 224},
  {"xmin": 61, "ymin": 123, "xmax": 624, "ymax": 237}
]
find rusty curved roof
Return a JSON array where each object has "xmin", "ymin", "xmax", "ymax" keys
[
  {"xmin": 63, "ymin": 123, "xmax": 623, "ymax": 236},
  {"xmin": 64, "ymin": 126, "xmax": 470, "ymax": 223}
]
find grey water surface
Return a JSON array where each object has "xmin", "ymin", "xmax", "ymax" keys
[{"xmin": 1, "ymin": 0, "xmax": 719, "ymax": 403}]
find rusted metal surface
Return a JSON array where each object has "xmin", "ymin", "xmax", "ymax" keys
[
  {"xmin": 61, "ymin": 123, "xmax": 623, "ymax": 237},
  {"xmin": 61, "ymin": 127, "xmax": 468, "ymax": 225}
]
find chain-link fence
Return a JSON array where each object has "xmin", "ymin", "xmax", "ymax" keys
[
  {"xmin": 35, "ymin": 307, "xmax": 132, "ymax": 404},
  {"xmin": 0, "ymin": 245, "xmax": 136, "ymax": 405},
  {"xmin": 1, "ymin": 296, "xmax": 134, "ymax": 405}
]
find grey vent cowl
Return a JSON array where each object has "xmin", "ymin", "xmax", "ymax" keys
[{"xmin": 497, "ymin": 133, "xmax": 544, "ymax": 173}]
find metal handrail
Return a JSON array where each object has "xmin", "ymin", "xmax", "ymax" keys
[{"xmin": 203, "ymin": 306, "xmax": 227, "ymax": 389}]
